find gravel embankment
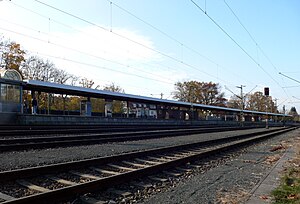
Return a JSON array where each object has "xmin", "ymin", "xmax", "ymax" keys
[
  {"xmin": 139, "ymin": 128, "xmax": 300, "ymax": 204},
  {"xmin": 0, "ymin": 128, "xmax": 281, "ymax": 171}
]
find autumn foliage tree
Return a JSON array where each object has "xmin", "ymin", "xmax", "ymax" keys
[
  {"xmin": 289, "ymin": 107, "xmax": 299, "ymax": 121},
  {"xmin": 103, "ymin": 83, "xmax": 125, "ymax": 114},
  {"xmin": 228, "ymin": 91, "xmax": 277, "ymax": 113},
  {"xmin": 77, "ymin": 80, "xmax": 125, "ymax": 115},
  {"xmin": 0, "ymin": 38, "xmax": 26, "ymax": 71},
  {"xmin": 245, "ymin": 91, "xmax": 276, "ymax": 112},
  {"xmin": 227, "ymin": 95, "xmax": 243, "ymax": 109},
  {"xmin": 172, "ymin": 81, "xmax": 227, "ymax": 106}
]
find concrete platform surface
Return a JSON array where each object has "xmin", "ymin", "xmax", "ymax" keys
[{"xmin": 246, "ymin": 147, "xmax": 295, "ymax": 203}]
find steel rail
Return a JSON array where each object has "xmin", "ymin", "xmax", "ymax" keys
[
  {"xmin": 0, "ymin": 127, "xmax": 296, "ymax": 204},
  {"xmin": 0, "ymin": 123, "xmax": 280, "ymax": 136},
  {"xmin": 0, "ymin": 125, "xmax": 203, "ymax": 136},
  {"xmin": 0, "ymin": 126, "xmax": 275, "ymax": 152}
]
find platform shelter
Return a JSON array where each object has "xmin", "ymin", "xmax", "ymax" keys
[{"xmin": 0, "ymin": 69, "xmax": 23, "ymax": 113}]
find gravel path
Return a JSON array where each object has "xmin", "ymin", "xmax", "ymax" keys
[
  {"xmin": 0, "ymin": 128, "xmax": 279, "ymax": 172},
  {"xmin": 139, "ymin": 128, "xmax": 300, "ymax": 204}
]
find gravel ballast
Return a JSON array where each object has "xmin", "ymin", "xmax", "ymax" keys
[
  {"xmin": 0, "ymin": 128, "xmax": 281, "ymax": 172},
  {"xmin": 139, "ymin": 128, "xmax": 300, "ymax": 204}
]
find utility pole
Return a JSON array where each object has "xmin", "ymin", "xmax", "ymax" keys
[
  {"xmin": 150, "ymin": 93, "xmax": 163, "ymax": 99},
  {"xmin": 283, "ymin": 105, "xmax": 286, "ymax": 126},
  {"xmin": 274, "ymin": 98, "xmax": 278, "ymax": 110},
  {"xmin": 274, "ymin": 98, "xmax": 278, "ymax": 122},
  {"xmin": 236, "ymin": 85, "xmax": 246, "ymax": 126}
]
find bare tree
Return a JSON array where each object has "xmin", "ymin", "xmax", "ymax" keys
[
  {"xmin": 103, "ymin": 83, "xmax": 124, "ymax": 93},
  {"xmin": 21, "ymin": 56, "xmax": 56, "ymax": 81},
  {"xmin": 21, "ymin": 56, "xmax": 78, "ymax": 85},
  {"xmin": 79, "ymin": 77, "xmax": 95, "ymax": 88},
  {"xmin": 21, "ymin": 56, "xmax": 79, "ymax": 114}
]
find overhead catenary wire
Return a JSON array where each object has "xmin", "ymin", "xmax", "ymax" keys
[
  {"xmin": 279, "ymin": 72, "xmax": 300, "ymax": 84},
  {"xmin": 223, "ymin": 0, "xmax": 289, "ymax": 97},
  {"xmin": 0, "ymin": 26, "xmax": 175, "ymax": 86},
  {"xmin": 7, "ymin": 1, "xmax": 178, "ymax": 83},
  {"xmin": 32, "ymin": 0, "xmax": 237, "ymax": 86},
  {"xmin": 0, "ymin": 19, "xmax": 189, "ymax": 87},
  {"xmin": 190, "ymin": 0, "xmax": 287, "ymax": 96},
  {"xmin": 3, "ymin": 0, "xmax": 293, "ymax": 110},
  {"xmin": 224, "ymin": 0, "xmax": 281, "ymax": 73},
  {"xmin": 108, "ymin": 0, "xmax": 256, "ymax": 86},
  {"xmin": 106, "ymin": 0, "xmax": 275, "ymax": 98},
  {"xmin": 8, "ymin": 0, "xmax": 234, "ymax": 86},
  {"xmin": 282, "ymin": 85, "xmax": 300, "ymax": 89}
]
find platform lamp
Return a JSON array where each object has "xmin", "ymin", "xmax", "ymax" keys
[{"xmin": 264, "ymin": 87, "xmax": 269, "ymax": 129}]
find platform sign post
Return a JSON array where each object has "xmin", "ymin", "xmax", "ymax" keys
[
  {"xmin": 105, "ymin": 99, "xmax": 113, "ymax": 117},
  {"xmin": 126, "ymin": 101, "xmax": 129, "ymax": 118},
  {"xmin": 80, "ymin": 100, "xmax": 91, "ymax": 116},
  {"xmin": 80, "ymin": 100, "xmax": 86, "ymax": 116}
]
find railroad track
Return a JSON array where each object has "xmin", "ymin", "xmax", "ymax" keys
[
  {"xmin": 0, "ymin": 124, "xmax": 233, "ymax": 136},
  {"xmin": 0, "ymin": 126, "xmax": 277, "ymax": 152},
  {"xmin": 0, "ymin": 125, "xmax": 197, "ymax": 136},
  {"xmin": 0, "ymin": 124, "xmax": 271, "ymax": 137},
  {"xmin": 0, "ymin": 126, "xmax": 296, "ymax": 204}
]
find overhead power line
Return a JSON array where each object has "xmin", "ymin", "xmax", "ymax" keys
[
  {"xmin": 190, "ymin": 0, "xmax": 285, "ymax": 94},
  {"xmin": 282, "ymin": 85, "xmax": 300, "ymax": 89},
  {"xmin": 9, "ymin": 0, "xmax": 254, "ymax": 88},
  {"xmin": 6, "ymin": 1, "xmax": 179, "ymax": 83},
  {"xmin": 108, "ymin": 0, "xmax": 255, "ymax": 86},
  {"xmin": 279, "ymin": 72, "xmax": 300, "ymax": 84},
  {"xmin": 223, "ymin": 0, "xmax": 280, "ymax": 73},
  {"xmin": 0, "ymin": 26, "xmax": 174, "ymax": 85},
  {"xmin": 223, "ymin": 0, "xmax": 290, "ymax": 99},
  {"xmin": 33, "ymin": 0, "xmax": 226, "ymax": 84}
]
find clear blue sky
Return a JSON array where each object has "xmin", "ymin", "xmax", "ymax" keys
[{"xmin": 0, "ymin": 0, "xmax": 299, "ymax": 113}]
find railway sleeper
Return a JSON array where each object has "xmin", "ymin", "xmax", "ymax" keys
[{"xmin": 0, "ymin": 127, "xmax": 296, "ymax": 204}]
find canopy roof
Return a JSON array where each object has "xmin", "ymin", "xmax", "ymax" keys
[{"xmin": 23, "ymin": 79, "xmax": 290, "ymax": 117}]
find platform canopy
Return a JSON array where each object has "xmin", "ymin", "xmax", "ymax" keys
[{"xmin": 23, "ymin": 79, "xmax": 290, "ymax": 117}]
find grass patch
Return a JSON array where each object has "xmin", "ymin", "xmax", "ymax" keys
[
  {"xmin": 272, "ymin": 136, "xmax": 300, "ymax": 203},
  {"xmin": 272, "ymin": 168, "xmax": 300, "ymax": 203}
]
